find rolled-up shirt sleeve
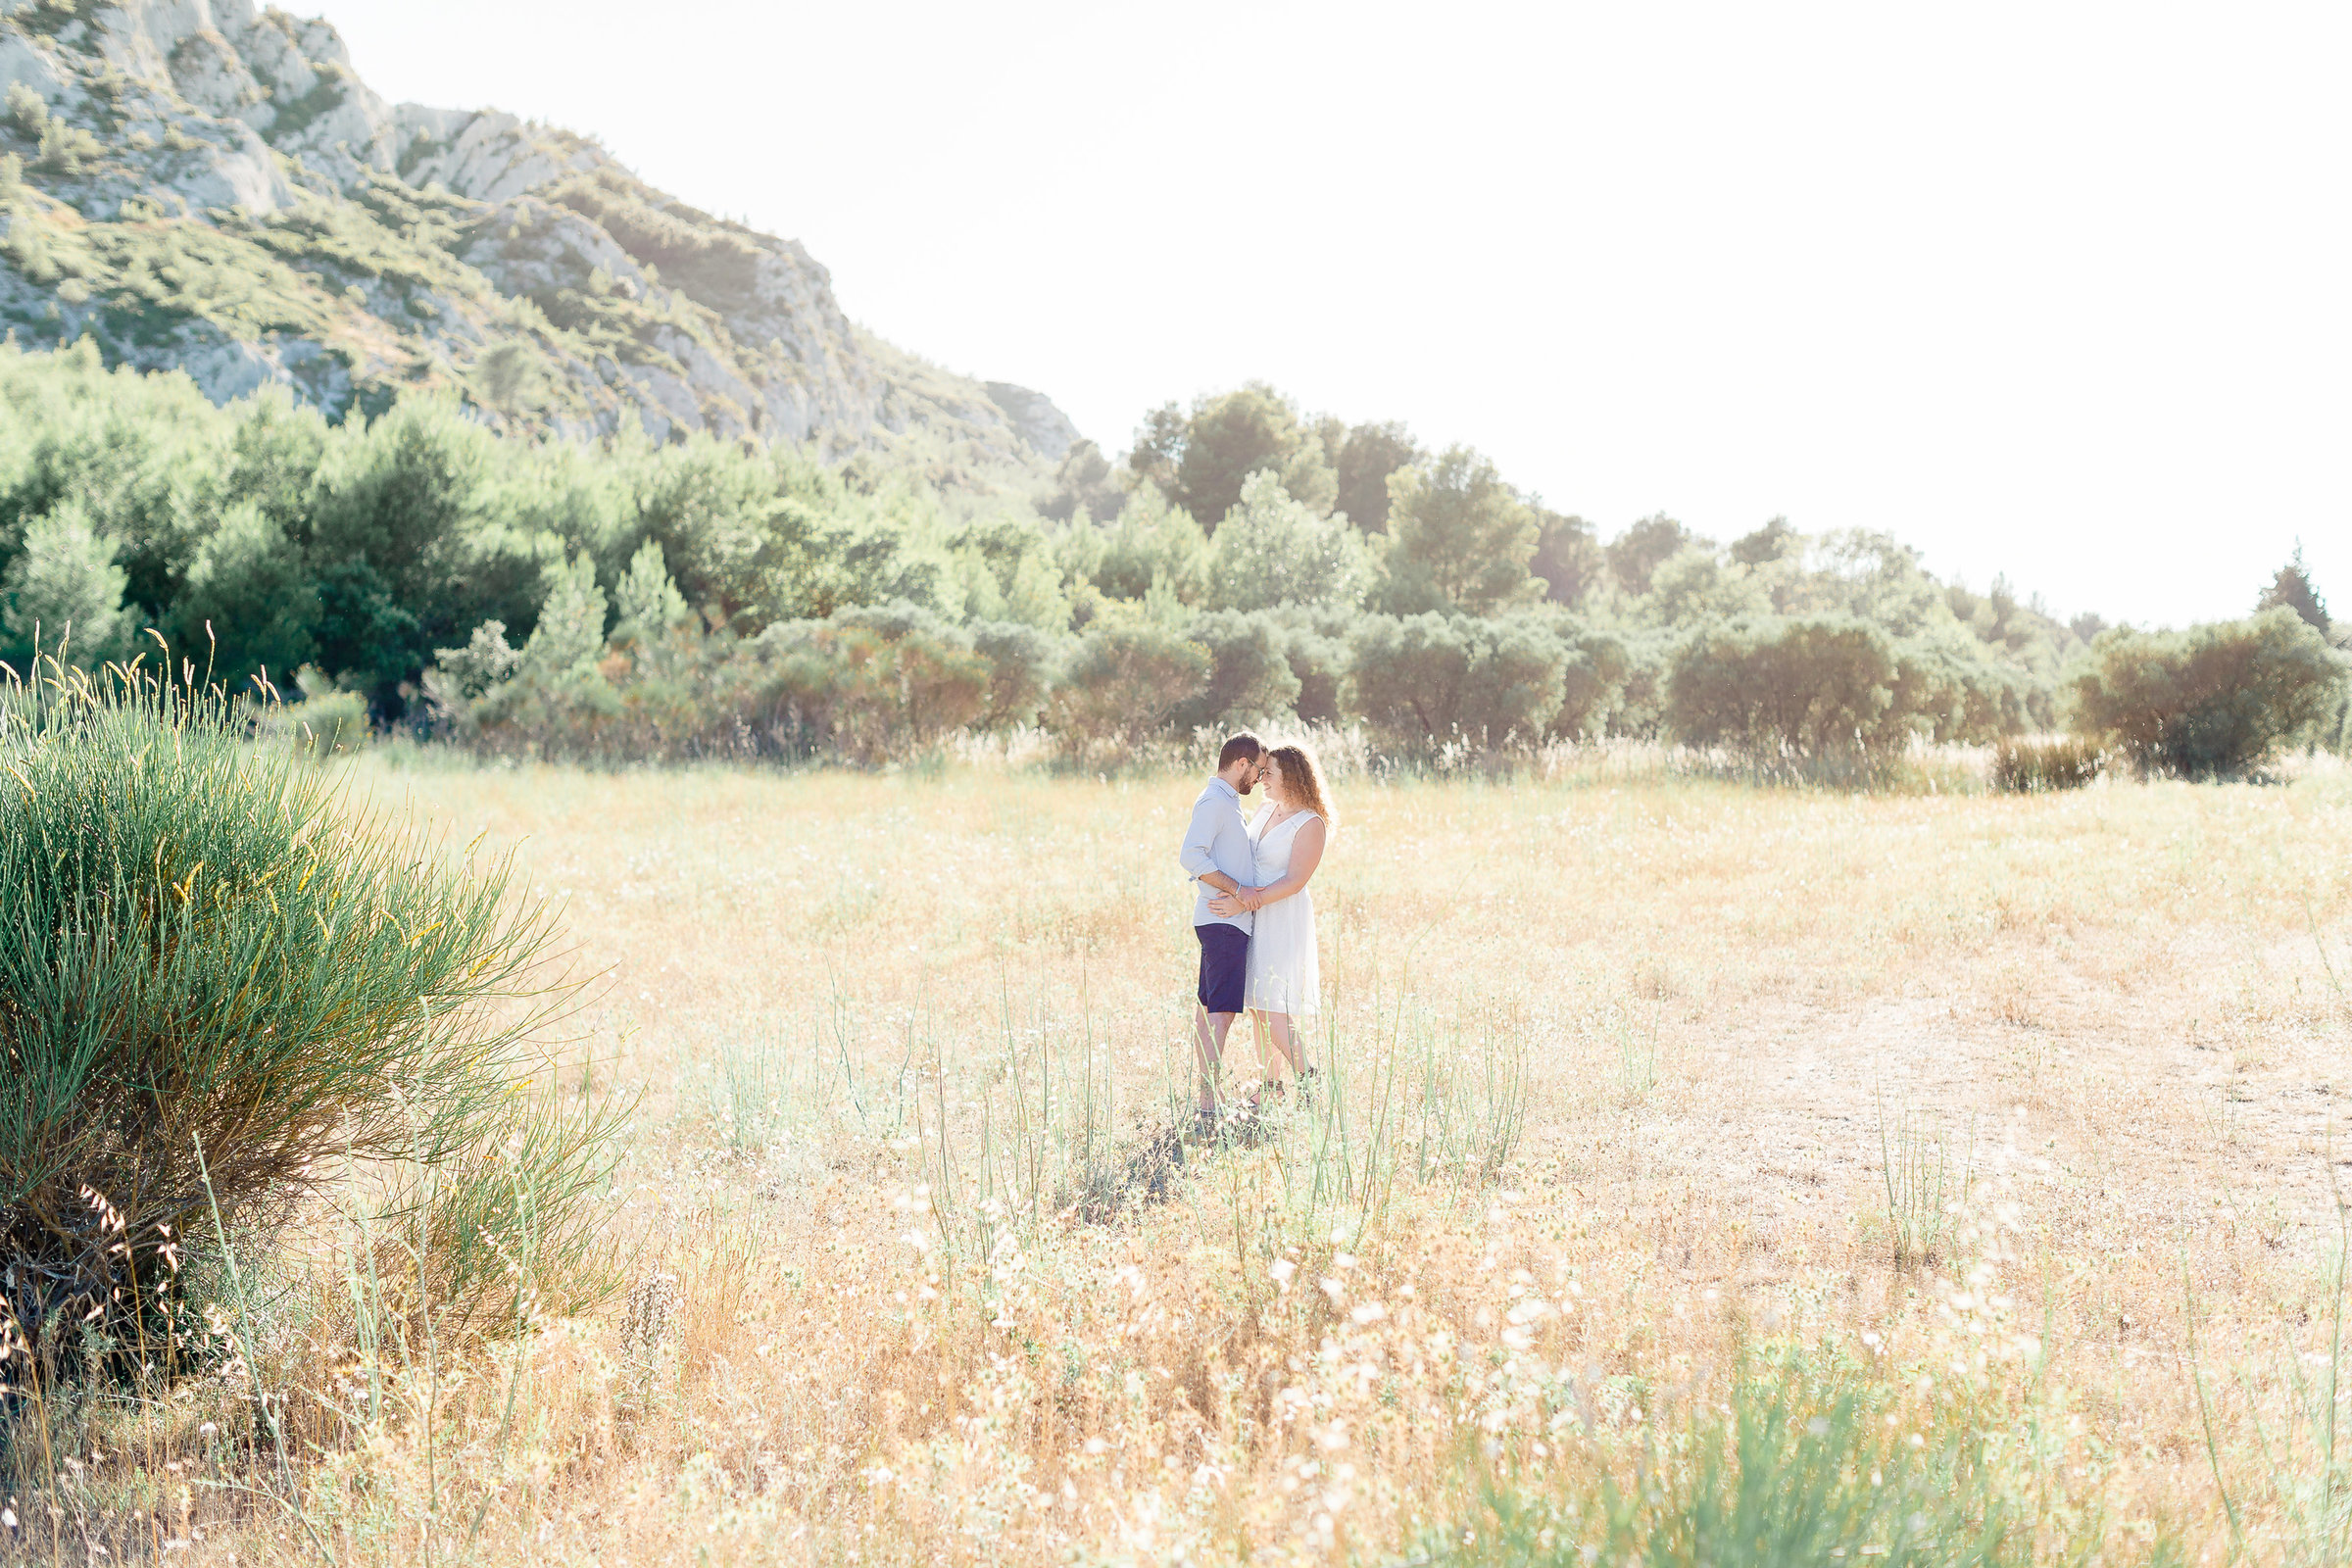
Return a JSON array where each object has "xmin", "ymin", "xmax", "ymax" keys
[{"xmin": 1179, "ymin": 793, "xmax": 1221, "ymax": 883}]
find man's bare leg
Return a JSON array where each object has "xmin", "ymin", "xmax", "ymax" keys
[{"xmin": 1194, "ymin": 1004, "xmax": 1238, "ymax": 1113}]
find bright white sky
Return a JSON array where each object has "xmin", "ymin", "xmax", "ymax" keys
[{"xmin": 303, "ymin": 0, "xmax": 2349, "ymax": 629}]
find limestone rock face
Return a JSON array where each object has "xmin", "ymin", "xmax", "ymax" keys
[
  {"xmin": 0, "ymin": 0, "xmax": 1080, "ymax": 476},
  {"xmin": 985, "ymin": 382, "xmax": 1081, "ymax": 463}
]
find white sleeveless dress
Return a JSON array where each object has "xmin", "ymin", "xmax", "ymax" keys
[{"xmin": 1244, "ymin": 807, "xmax": 1321, "ymax": 1019}]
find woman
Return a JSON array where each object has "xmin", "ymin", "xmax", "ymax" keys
[{"xmin": 1206, "ymin": 741, "xmax": 1334, "ymax": 1099}]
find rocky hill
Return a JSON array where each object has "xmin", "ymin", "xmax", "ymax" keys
[{"xmin": 0, "ymin": 0, "xmax": 1073, "ymax": 475}]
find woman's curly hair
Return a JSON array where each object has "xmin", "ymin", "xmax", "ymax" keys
[{"xmin": 1266, "ymin": 741, "xmax": 1337, "ymax": 827}]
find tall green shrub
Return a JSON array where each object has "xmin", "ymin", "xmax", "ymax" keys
[
  {"xmin": 1667, "ymin": 616, "xmax": 1910, "ymax": 757},
  {"xmin": 1133, "ymin": 384, "xmax": 1333, "ymax": 531},
  {"xmin": 1377, "ymin": 448, "xmax": 1544, "ymax": 615},
  {"xmin": 306, "ymin": 395, "xmax": 533, "ymax": 704},
  {"xmin": 1201, "ymin": 470, "xmax": 1367, "ymax": 613},
  {"xmin": 756, "ymin": 603, "xmax": 1061, "ymax": 759},
  {"xmin": 970, "ymin": 619, "xmax": 1059, "ymax": 730},
  {"xmin": 1078, "ymin": 484, "xmax": 1207, "ymax": 605},
  {"xmin": 1460, "ymin": 613, "xmax": 1570, "ymax": 743},
  {"xmin": 1274, "ymin": 611, "xmax": 1349, "ymax": 726},
  {"xmin": 162, "ymin": 501, "xmax": 320, "ymax": 694},
  {"xmin": 1, "ymin": 499, "xmax": 128, "ymax": 669},
  {"xmin": 1347, "ymin": 612, "xmax": 1473, "ymax": 744},
  {"xmin": 1049, "ymin": 616, "xmax": 1210, "ymax": 748},
  {"xmin": 1347, "ymin": 612, "xmax": 1566, "ymax": 749},
  {"xmin": 610, "ymin": 537, "xmax": 692, "ymax": 658},
  {"xmin": 1551, "ymin": 619, "xmax": 1631, "ymax": 740},
  {"xmin": 0, "ymin": 660, "xmax": 601, "ymax": 1367},
  {"xmin": 1891, "ymin": 629, "xmax": 2033, "ymax": 744},
  {"xmin": 1173, "ymin": 609, "xmax": 1301, "ymax": 733},
  {"xmin": 2070, "ymin": 609, "xmax": 2346, "ymax": 778}
]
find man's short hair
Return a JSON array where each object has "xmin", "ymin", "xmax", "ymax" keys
[{"xmin": 1217, "ymin": 731, "xmax": 1265, "ymax": 771}]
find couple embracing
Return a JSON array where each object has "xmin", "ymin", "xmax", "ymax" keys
[{"xmin": 1178, "ymin": 731, "xmax": 1338, "ymax": 1121}]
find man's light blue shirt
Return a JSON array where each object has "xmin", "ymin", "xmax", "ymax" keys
[{"xmin": 1180, "ymin": 776, "xmax": 1255, "ymax": 933}]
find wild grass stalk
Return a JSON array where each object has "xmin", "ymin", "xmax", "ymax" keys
[
  {"xmin": 2185, "ymin": 1252, "xmax": 2250, "ymax": 1560},
  {"xmin": 1879, "ymin": 1092, "xmax": 1972, "ymax": 1269},
  {"xmin": 1618, "ymin": 1000, "xmax": 1662, "ymax": 1103},
  {"xmin": 2186, "ymin": 1169, "xmax": 2352, "ymax": 1567},
  {"xmin": 888, "ymin": 964, "xmax": 1532, "ymax": 1286},
  {"xmin": 191, "ymin": 1133, "xmax": 332, "ymax": 1565}
]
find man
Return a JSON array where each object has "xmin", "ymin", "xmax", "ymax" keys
[{"xmin": 1179, "ymin": 731, "xmax": 1264, "ymax": 1122}]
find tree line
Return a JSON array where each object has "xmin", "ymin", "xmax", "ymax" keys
[{"xmin": 0, "ymin": 344, "xmax": 2341, "ymax": 778}]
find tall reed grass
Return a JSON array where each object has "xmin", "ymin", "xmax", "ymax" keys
[{"xmin": 1990, "ymin": 737, "xmax": 2104, "ymax": 793}]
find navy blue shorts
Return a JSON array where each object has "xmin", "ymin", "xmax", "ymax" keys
[{"xmin": 1196, "ymin": 923, "xmax": 1249, "ymax": 1014}]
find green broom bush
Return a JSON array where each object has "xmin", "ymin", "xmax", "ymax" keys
[
  {"xmin": 1417, "ymin": 1352, "xmax": 2035, "ymax": 1568},
  {"xmin": 0, "ymin": 653, "xmax": 612, "ymax": 1380}
]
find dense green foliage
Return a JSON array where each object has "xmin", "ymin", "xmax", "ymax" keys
[
  {"xmin": 0, "ymin": 658, "xmax": 614, "ymax": 1372},
  {"xmin": 0, "ymin": 341, "xmax": 1009, "ymax": 713},
  {"xmin": 13, "ymin": 346, "xmax": 2327, "ymax": 773},
  {"xmin": 1667, "ymin": 617, "xmax": 2033, "ymax": 758},
  {"xmin": 2070, "ymin": 609, "xmax": 2345, "ymax": 778}
]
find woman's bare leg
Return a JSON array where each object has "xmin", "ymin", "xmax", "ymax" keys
[{"xmin": 1262, "ymin": 1011, "xmax": 1299, "ymax": 1086}]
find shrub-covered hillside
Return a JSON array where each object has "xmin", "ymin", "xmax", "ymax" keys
[{"xmin": 0, "ymin": 0, "xmax": 1072, "ymax": 470}]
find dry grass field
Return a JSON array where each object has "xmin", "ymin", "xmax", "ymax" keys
[{"xmin": 25, "ymin": 751, "xmax": 2352, "ymax": 1565}]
